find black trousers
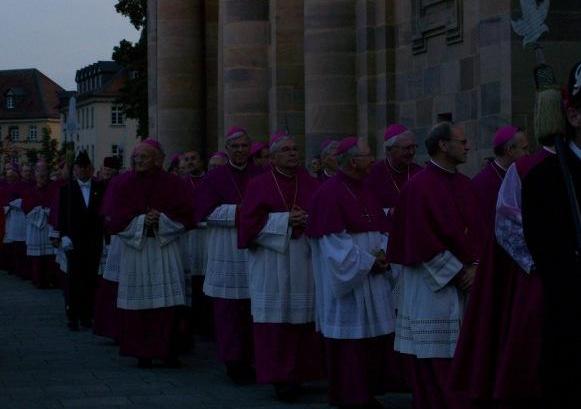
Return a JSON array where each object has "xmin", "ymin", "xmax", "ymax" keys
[{"xmin": 64, "ymin": 250, "xmax": 99, "ymax": 323}]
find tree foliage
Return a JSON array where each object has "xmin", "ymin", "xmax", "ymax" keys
[
  {"xmin": 40, "ymin": 127, "xmax": 59, "ymax": 168},
  {"xmin": 113, "ymin": 0, "xmax": 148, "ymax": 138}
]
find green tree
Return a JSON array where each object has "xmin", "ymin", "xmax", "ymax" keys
[
  {"xmin": 40, "ymin": 127, "xmax": 59, "ymax": 168},
  {"xmin": 113, "ymin": 0, "xmax": 148, "ymax": 138}
]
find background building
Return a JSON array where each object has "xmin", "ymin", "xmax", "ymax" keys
[
  {"xmin": 147, "ymin": 0, "xmax": 581, "ymax": 175},
  {"xmin": 64, "ymin": 61, "xmax": 139, "ymax": 170},
  {"xmin": 0, "ymin": 69, "xmax": 64, "ymax": 166}
]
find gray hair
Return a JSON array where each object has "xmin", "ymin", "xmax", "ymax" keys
[
  {"xmin": 337, "ymin": 145, "xmax": 361, "ymax": 169},
  {"xmin": 425, "ymin": 122, "xmax": 454, "ymax": 156}
]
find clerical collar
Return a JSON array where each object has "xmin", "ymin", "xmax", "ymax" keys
[
  {"xmin": 228, "ymin": 161, "xmax": 247, "ymax": 171},
  {"xmin": 274, "ymin": 166, "xmax": 296, "ymax": 178},
  {"xmin": 542, "ymin": 146, "xmax": 556, "ymax": 155},
  {"xmin": 323, "ymin": 169, "xmax": 335, "ymax": 178},
  {"xmin": 493, "ymin": 160, "xmax": 508, "ymax": 172},
  {"xmin": 570, "ymin": 141, "xmax": 581, "ymax": 160},
  {"xmin": 429, "ymin": 160, "xmax": 456, "ymax": 174}
]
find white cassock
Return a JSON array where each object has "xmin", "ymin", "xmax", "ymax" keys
[
  {"xmin": 4, "ymin": 198, "xmax": 26, "ymax": 244},
  {"xmin": 203, "ymin": 204, "xmax": 249, "ymax": 299},
  {"xmin": 495, "ymin": 163, "xmax": 534, "ymax": 273},
  {"xmin": 393, "ymin": 251, "xmax": 466, "ymax": 359},
  {"xmin": 309, "ymin": 231, "xmax": 395, "ymax": 339},
  {"xmin": 116, "ymin": 213, "xmax": 187, "ymax": 310},
  {"xmin": 25, "ymin": 206, "xmax": 55, "ymax": 256},
  {"xmin": 248, "ymin": 212, "xmax": 315, "ymax": 324},
  {"xmin": 181, "ymin": 224, "xmax": 208, "ymax": 307},
  {"xmin": 187, "ymin": 225, "xmax": 208, "ymax": 277}
]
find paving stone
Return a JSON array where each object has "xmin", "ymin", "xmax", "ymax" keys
[{"xmin": 0, "ymin": 271, "xmax": 412, "ymax": 408}]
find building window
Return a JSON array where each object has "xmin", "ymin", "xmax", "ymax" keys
[
  {"xmin": 28, "ymin": 125, "xmax": 38, "ymax": 142},
  {"xmin": 111, "ymin": 105, "xmax": 124, "ymax": 126},
  {"xmin": 6, "ymin": 90, "xmax": 15, "ymax": 109},
  {"xmin": 91, "ymin": 107, "xmax": 94, "ymax": 128},
  {"xmin": 112, "ymin": 144, "xmax": 118, "ymax": 155},
  {"xmin": 9, "ymin": 127, "xmax": 19, "ymax": 142}
]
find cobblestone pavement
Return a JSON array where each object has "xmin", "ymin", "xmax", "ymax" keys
[{"xmin": 0, "ymin": 271, "xmax": 412, "ymax": 409}]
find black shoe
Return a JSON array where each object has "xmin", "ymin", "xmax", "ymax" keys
[
  {"xmin": 274, "ymin": 383, "xmax": 300, "ymax": 403},
  {"xmin": 137, "ymin": 358, "xmax": 153, "ymax": 369},
  {"xmin": 226, "ymin": 362, "xmax": 256, "ymax": 385},
  {"xmin": 67, "ymin": 321, "xmax": 80, "ymax": 331}
]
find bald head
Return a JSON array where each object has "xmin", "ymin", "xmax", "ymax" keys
[{"xmin": 133, "ymin": 143, "xmax": 163, "ymax": 173}]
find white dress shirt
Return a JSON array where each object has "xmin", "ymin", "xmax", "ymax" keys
[{"xmin": 77, "ymin": 179, "xmax": 92, "ymax": 207}]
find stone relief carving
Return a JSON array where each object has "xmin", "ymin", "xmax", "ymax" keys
[{"xmin": 412, "ymin": 0, "xmax": 463, "ymax": 54}]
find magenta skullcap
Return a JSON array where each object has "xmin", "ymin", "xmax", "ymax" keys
[
  {"xmin": 335, "ymin": 137, "xmax": 359, "ymax": 156},
  {"xmin": 269, "ymin": 130, "xmax": 290, "ymax": 146},
  {"xmin": 250, "ymin": 141, "xmax": 269, "ymax": 156},
  {"xmin": 226, "ymin": 126, "xmax": 248, "ymax": 141},
  {"xmin": 141, "ymin": 138, "xmax": 164, "ymax": 154},
  {"xmin": 384, "ymin": 124, "xmax": 409, "ymax": 142},
  {"xmin": 493, "ymin": 126, "xmax": 519, "ymax": 148}
]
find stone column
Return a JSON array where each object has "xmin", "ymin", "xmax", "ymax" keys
[
  {"xmin": 205, "ymin": 0, "xmax": 220, "ymax": 154},
  {"xmin": 268, "ymin": 0, "xmax": 305, "ymax": 148},
  {"xmin": 373, "ymin": 0, "xmax": 396, "ymax": 157},
  {"xmin": 220, "ymin": 0, "xmax": 269, "ymax": 143},
  {"xmin": 356, "ymin": 0, "xmax": 378, "ymax": 153},
  {"xmin": 147, "ymin": 0, "xmax": 203, "ymax": 159},
  {"xmin": 304, "ymin": 0, "xmax": 357, "ymax": 160}
]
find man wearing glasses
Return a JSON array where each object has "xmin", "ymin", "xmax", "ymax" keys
[
  {"xmin": 366, "ymin": 124, "xmax": 422, "ymax": 221},
  {"xmin": 307, "ymin": 137, "xmax": 396, "ymax": 408},
  {"xmin": 388, "ymin": 122, "xmax": 483, "ymax": 408},
  {"xmin": 194, "ymin": 127, "xmax": 262, "ymax": 384}
]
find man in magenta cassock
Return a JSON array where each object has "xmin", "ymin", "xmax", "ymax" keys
[
  {"xmin": 307, "ymin": 136, "xmax": 398, "ymax": 408},
  {"xmin": 103, "ymin": 139, "xmax": 194, "ymax": 368},
  {"xmin": 238, "ymin": 131, "xmax": 323, "ymax": 401},
  {"xmin": 365, "ymin": 124, "xmax": 422, "ymax": 221},
  {"xmin": 389, "ymin": 122, "xmax": 483, "ymax": 409},
  {"xmin": 194, "ymin": 127, "xmax": 262, "ymax": 383},
  {"xmin": 472, "ymin": 126, "xmax": 529, "ymax": 232}
]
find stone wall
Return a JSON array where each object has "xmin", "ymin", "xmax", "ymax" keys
[{"xmin": 148, "ymin": 0, "xmax": 581, "ymax": 173}]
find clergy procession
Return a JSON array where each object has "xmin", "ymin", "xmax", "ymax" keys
[{"xmin": 0, "ymin": 54, "xmax": 579, "ymax": 409}]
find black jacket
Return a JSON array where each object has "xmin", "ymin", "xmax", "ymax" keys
[{"xmin": 57, "ymin": 178, "xmax": 106, "ymax": 260}]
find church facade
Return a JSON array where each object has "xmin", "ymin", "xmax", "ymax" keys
[{"xmin": 147, "ymin": 0, "xmax": 581, "ymax": 175}]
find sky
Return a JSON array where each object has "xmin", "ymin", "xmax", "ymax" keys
[{"xmin": 0, "ymin": 0, "xmax": 140, "ymax": 90}]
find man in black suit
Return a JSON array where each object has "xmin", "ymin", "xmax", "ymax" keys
[{"xmin": 57, "ymin": 151, "xmax": 106, "ymax": 331}]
